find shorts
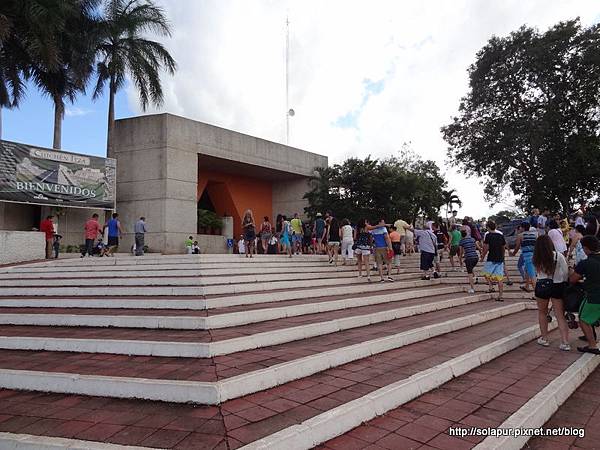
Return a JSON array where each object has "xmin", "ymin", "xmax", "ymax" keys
[
  {"xmin": 522, "ymin": 251, "xmax": 536, "ymax": 278},
  {"xmin": 328, "ymin": 241, "xmax": 340, "ymax": 247},
  {"xmin": 449, "ymin": 245, "xmax": 459, "ymax": 257},
  {"xmin": 535, "ymin": 281, "xmax": 566, "ymax": 300},
  {"xmin": 261, "ymin": 233, "xmax": 272, "ymax": 241},
  {"xmin": 303, "ymin": 236, "xmax": 312, "ymax": 247},
  {"xmin": 579, "ymin": 297, "xmax": 600, "ymax": 326},
  {"xmin": 465, "ymin": 257, "xmax": 478, "ymax": 274},
  {"xmin": 355, "ymin": 247, "xmax": 371, "ymax": 256},
  {"xmin": 292, "ymin": 234, "xmax": 303, "ymax": 243},
  {"xmin": 420, "ymin": 251, "xmax": 435, "ymax": 271},
  {"xmin": 107, "ymin": 236, "xmax": 119, "ymax": 247},
  {"xmin": 483, "ymin": 261, "xmax": 505, "ymax": 282},
  {"xmin": 392, "ymin": 242, "xmax": 401, "ymax": 255},
  {"xmin": 375, "ymin": 247, "xmax": 390, "ymax": 266}
]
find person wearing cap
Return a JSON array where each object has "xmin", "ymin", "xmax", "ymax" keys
[{"xmin": 314, "ymin": 213, "xmax": 326, "ymax": 254}]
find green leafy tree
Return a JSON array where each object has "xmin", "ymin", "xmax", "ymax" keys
[
  {"xmin": 93, "ymin": 0, "xmax": 177, "ymax": 157},
  {"xmin": 304, "ymin": 152, "xmax": 449, "ymax": 224},
  {"xmin": 30, "ymin": 0, "xmax": 99, "ymax": 149},
  {"xmin": 442, "ymin": 19, "xmax": 600, "ymax": 213},
  {"xmin": 0, "ymin": 0, "xmax": 75, "ymax": 138}
]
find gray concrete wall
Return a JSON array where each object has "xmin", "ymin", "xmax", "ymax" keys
[
  {"xmin": 273, "ymin": 178, "xmax": 314, "ymax": 219},
  {"xmin": 0, "ymin": 230, "xmax": 45, "ymax": 264},
  {"xmin": 114, "ymin": 114, "xmax": 327, "ymax": 254}
]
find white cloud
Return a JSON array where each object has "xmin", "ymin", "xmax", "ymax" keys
[
  {"xmin": 65, "ymin": 107, "xmax": 93, "ymax": 117},
  {"xmin": 127, "ymin": 0, "xmax": 600, "ymax": 218}
]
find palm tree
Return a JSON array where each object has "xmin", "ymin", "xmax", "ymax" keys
[
  {"xmin": 442, "ymin": 188, "xmax": 462, "ymax": 223},
  {"xmin": 93, "ymin": 0, "xmax": 176, "ymax": 157},
  {"xmin": 31, "ymin": 1, "xmax": 99, "ymax": 149}
]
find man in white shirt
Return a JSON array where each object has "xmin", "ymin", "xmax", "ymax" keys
[{"xmin": 537, "ymin": 209, "xmax": 548, "ymax": 236}]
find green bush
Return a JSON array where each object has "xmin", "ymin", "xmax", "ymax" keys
[{"xmin": 197, "ymin": 209, "xmax": 223, "ymax": 230}]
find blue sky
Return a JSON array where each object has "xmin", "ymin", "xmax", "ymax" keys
[{"xmin": 2, "ymin": 81, "xmax": 133, "ymax": 157}]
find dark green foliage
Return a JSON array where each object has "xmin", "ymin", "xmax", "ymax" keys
[
  {"xmin": 442, "ymin": 19, "xmax": 600, "ymax": 213},
  {"xmin": 304, "ymin": 151, "xmax": 448, "ymax": 224}
]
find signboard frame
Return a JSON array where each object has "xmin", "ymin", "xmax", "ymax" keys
[{"xmin": 0, "ymin": 140, "xmax": 117, "ymax": 211}]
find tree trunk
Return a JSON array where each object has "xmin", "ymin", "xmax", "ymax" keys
[
  {"xmin": 106, "ymin": 77, "xmax": 116, "ymax": 158},
  {"xmin": 53, "ymin": 101, "xmax": 63, "ymax": 149}
]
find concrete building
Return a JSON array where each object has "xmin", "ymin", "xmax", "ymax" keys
[
  {"xmin": 0, "ymin": 114, "xmax": 327, "ymax": 257},
  {"xmin": 114, "ymin": 114, "xmax": 327, "ymax": 254}
]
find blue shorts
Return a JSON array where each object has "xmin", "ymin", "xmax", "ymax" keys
[
  {"xmin": 483, "ymin": 261, "xmax": 504, "ymax": 282},
  {"xmin": 292, "ymin": 234, "xmax": 303, "ymax": 243},
  {"xmin": 522, "ymin": 251, "xmax": 536, "ymax": 278}
]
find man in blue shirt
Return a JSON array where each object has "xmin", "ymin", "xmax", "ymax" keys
[
  {"xmin": 370, "ymin": 218, "xmax": 394, "ymax": 283},
  {"xmin": 104, "ymin": 213, "xmax": 123, "ymax": 256}
]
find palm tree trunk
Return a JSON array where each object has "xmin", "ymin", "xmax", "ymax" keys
[
  {"xmin": 53, "ymin": 101, "xmax": 63, "ymax": 149},
  {"xmin": 106, "ymin": 76, "xmax": 116, "ymax": 158}
]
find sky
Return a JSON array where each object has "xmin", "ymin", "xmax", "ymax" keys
[{"xmin": 3, "ymin": 0, "xmax": 600, "ymax": 218}]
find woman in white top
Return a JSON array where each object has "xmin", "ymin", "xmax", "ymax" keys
[
  {"xmin": 533, "ymin": 235, "xmax": 570, "ymax": 351},
  {"xmin": 547, "ymin": 220, "xmax": 567, "ymax": 256},
  {"xmin": 340, "ymin": 219, "xmax": 354, "ymax": 265}
]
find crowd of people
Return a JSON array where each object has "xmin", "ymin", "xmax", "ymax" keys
[
  {"xmin": 39, "ymin": 213, "xmax": 149, "ymax": 258},
  {"xmin": 236, "ymin": 207, "xmax": 600, "ymax": 355}
]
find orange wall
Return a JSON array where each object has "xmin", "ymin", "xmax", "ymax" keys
[{"xmin": 197, "ymin": 169, "xmax": 272, "ymax": 238}]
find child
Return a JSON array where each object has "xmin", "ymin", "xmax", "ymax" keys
[
  {"xmin": 267, "ymin": 235, "xmax": 278, "ymax": 254},
  {"xmin": 52, "ymin": 234, "xmax": 62, "ymax": 259},
  {"xmin": 237, "ymin": 235, "xmax": 246, "ymax": 255},
  {"xmin": 185, "ymin": 236, "xmax": 194, "ymax": 254},
  {"xmin": 192, "ymin": 240, "xmax": 201, "ymax": 254},
  {"xmin": 94, "ymin": 239, "xmax": 108, "ymax": 257}
]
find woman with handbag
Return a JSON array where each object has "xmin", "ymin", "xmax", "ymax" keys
[{"xmin": 533, "ymin": 235, "xmax": 570, "ymax": 350}]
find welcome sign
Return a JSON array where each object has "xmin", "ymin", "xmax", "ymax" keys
[{"xmin": 0, "ymin": 140, "xmax": 116, "ymax": 209}]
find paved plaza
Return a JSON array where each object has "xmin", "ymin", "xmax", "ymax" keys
[{"xmin": 0, "ymin": 254, "xmax": 597, "ymax": 449}]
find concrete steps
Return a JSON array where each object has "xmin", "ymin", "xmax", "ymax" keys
[{"xmin": 0, "ymin": 254, "xmax": 595, "ymax": 450}]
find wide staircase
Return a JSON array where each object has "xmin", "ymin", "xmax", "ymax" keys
[{"xmin": 0, "ymin": 254, "xmax": 596, "ymax": 449}]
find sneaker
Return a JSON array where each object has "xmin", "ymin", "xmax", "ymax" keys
[
  {"xmin": 559, "ymin": 343, "xmax": 571, "ymax": 351},
  {"xmin": 537, "ymin": 337, "xmax": 550, "ymax": 347},
  {"xmin": 420, "ymin": 276, "xmax": 431, "ymax": 281},
  {"xmin": 467, "ymin": 288, "xmax": 475, "ymax": 294},
  {"xmin": 386, "ymin": 277, "xmax": 394, "ymax": 282},
  {"xmin": 433, "ymin": 272, "xmax": 441, "ymax": 279},
  {"xmin": 506, "ymin": 280, "xmax": 514, "ymax": 286}
]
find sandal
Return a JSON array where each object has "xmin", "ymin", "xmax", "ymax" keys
[
  {"xmin": 577, "ymin": 346, "xmax": 600, "ymax": 355},
  {"xmin": 519, "ymin": 286, "xmax": 530, "ymax": 292}
]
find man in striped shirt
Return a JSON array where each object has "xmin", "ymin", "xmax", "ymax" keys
[{"xmin": 459, "ymin": 230, "xmax": 481, "ymax": 293}]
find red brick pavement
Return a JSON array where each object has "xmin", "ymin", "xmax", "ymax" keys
[
  {"xmin": 526, "ymin": 358, "xmax": 600, "ymax": 449},
  {"xmin": 318, "ymin": 329, "xmax": 582, "ymax": 450},
  {"xmin": 0, "ymin": 303, "xmax": 523, "ymax": 381},
  {"xmin": 0, "ymin": 311, "xmax": 536, "ymax": 449}
]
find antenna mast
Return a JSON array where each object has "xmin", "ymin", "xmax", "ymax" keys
[{"xmin": 285, "ymin": 15, "xmax": 290, "ymax": 145}]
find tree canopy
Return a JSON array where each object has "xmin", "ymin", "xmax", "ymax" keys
[
  {"xmin": 304, "ymin": 151, "xmax": 449, "ymax": 224},
  {"xmin": 442, "ymin": 19, "xmax": 600, "ymax": 213}
]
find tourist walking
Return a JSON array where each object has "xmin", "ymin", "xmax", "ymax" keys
[
  {"xmin": 458, "ymin": 229, "xmax": 480, "ymax": 293},
  {"xmin": 481, "ymin": 221, "xmax": 506, "ymax": 301},
  {"xmin": 393, "ymin": 217, "xmax": 411, "ymax": 255},
  {"xmin": 354, "ymin": 219, "xmax": 372, "ymax": 282},
  {"xmin": 537, "ymin": 208, "xmax": 549, "ymax": 236},
  {"xmin": 82, "ymin": 213, "xmax": 102, "ymax": 257},
  {"xmin": 134, "ymin": 217, "xmax": 148, "ymax": 256},
  {"xmin": 389, "ymin": 226, "xmax": 401, "ymax": 274},
  {"xmin": 280, "ymin": 215, "xmax": 292, "ymax": 257},
  {"xmin": 104, "ymin": 213, "xmax": 123, "ymax": 256},
  {"xmin": 414, "ymin": 225, "xmax": 438, "ymax": 280},
  {"xmin": 39, "ymin": 215, "xmax": 55, "ymax": 259},
  {"xmin": 533, "ymin": 235, "xmax": 570, "ymax": 350},
  {"xmin": 325, "ymin": 211, "xmax": 340, "ymax": 266},
  {"xmin": 569, "ymin": 235, "xmax": 600, "ymax": 354},
  {"xmin": 242, "ymin": 210, "xmax": 256, "ymax": 258},
  {"xmin": 548, "ymin": 220, "xmax": 567, "ymax": 256},
  {"xmin": 370, "ymin": 218, "xmax": 394, "ymax": 282},
  {"xmin": 314, "ymin": 213, "xmax": 326, "ymax": 254},
  {"xmin": 568, "ymin": 225, "xmax": 587, "ymax": 265},
  {"xmin": 449, "ymin": 225, "xmax": 462, "ymax": 270},
  {"xmin": 404, "ymin": 227, "xmax": 415, "ymax": 254},
  {"xmin": 340, "ymin": 219, "xmax": 354, "ymax": 265},
  {"xmin": 512, "ymin": 222, "xmax": 537, "ymax": 293},
  {"xmin": 290, "ymin": 213, "xmax": 303, "ymax": 255},
  {"xmin": 260, "ymin": 216, "xmax": 272, "ymax": 255}
]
